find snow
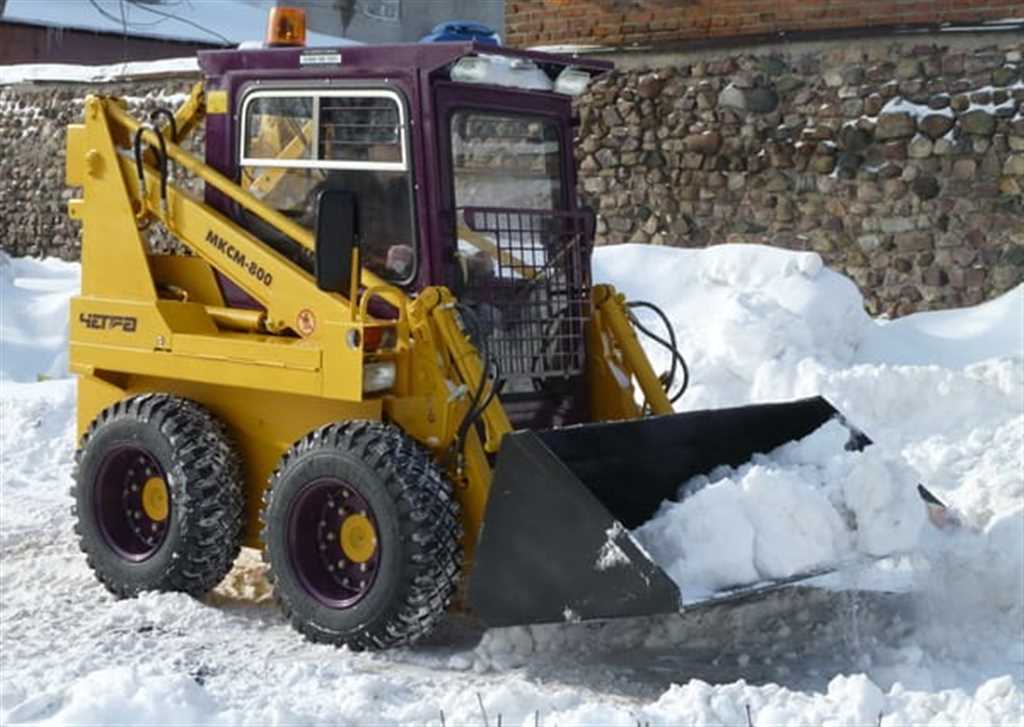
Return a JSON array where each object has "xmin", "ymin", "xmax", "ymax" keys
[
  {"xmin": 857, "ymin": 286, "xmax": 1024, "ymax": 367},
  {"xmin": 0, "ymin": 253, "xmax": 79, "ymax": 382},
  {"xmin": 595, "ymin": 523, "xmax": 632, "ymax": 571},
  {"xmin": 2, "ymin": 245, "xmax": 1022, "ymax": 725},
  {"xmin": 0, "ymin": 57, "xmax": 201, "ymax": 85},
  {"xmin": 0, "ymin": 42, "xmax": 364, "ymax": 86},
  {"xmin": 880, "ymin": 97, "xmax": 954, "ymax": 119},
  {"xmin": 453, "ymin": 54, "xmax": 554, "ymax": 92},
  {"xmin": 633, "ymin": 420, "xmax": 927, "ymax": 602}
]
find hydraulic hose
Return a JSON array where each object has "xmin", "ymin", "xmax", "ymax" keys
[
  {"xmin": 150, "ymin": 108, "xmax": 178, "ymax": 143},
  {"xmin": 626, "ymin": 300, "xmax": 690, "ymax": 404},
  {"xmin": 446, "ymin": 305, "xmax": 502, "ymax": 472}
]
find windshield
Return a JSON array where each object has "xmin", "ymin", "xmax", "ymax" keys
[{"xmin": 239, "ymin": 91, "xmax": 415, "ymax": 284}]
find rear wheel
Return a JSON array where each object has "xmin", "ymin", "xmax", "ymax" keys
[
  {"xmin": 262, "ymin": 421, "xmax": 461, "ymax": 650},
  {"xmin": 72, "ymin": 394, "xmax": 245, "ymax": 597}
]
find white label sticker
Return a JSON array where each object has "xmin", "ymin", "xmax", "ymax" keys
[{"xmin": 300, "ymin": 52, "xmax": 343, "ymax": 66}]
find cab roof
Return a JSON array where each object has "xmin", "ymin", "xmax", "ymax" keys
[{"xmin": 198, "ymin": 41, "xmax": 611, "ymax": 82}]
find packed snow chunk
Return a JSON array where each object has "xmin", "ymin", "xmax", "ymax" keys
[
  {"xmin": 633, "ymin": 480, "xmax": 759, "ymax": 600},
  {"xmin": 826, "ymin": 674, "xmax": 887, "ymax": 726},
  {"xmin": 739, "ymin": 465, "xmax": 846, "ymax": 578},
  {"xmin": 773, "ymin": 420, "xmax": 926, "ymax": 556},
  {"xmin": 633, "ymin": 421, "xmax": 924, "ymax": 599},
  {"xmin": 839, "ymin": 447, "xmax": 927, "ymax": 556}
]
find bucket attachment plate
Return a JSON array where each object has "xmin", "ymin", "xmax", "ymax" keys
[
  {"xmin": 468, "ymin": 430, "xmax": 682, "ymax": 627},
  {"xmin": 469, "ymin": 396, "xmax": 864, "ymax": 627}
]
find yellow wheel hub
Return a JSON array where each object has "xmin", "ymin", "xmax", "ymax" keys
[
  {"xmin": 141, "ymin": 477, "xmax": 169, "ymax": 522},
  {"xmin": 339, "ymin": 513, "xmax": 377, "ymax": 563}
]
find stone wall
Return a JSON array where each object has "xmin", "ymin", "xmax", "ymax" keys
[
  {"xmin": 0, "ymin": 78, "xmax": 201, "ymax": 260},
  {"xmin": 576, "ymin": 34, "xmax": 1024, "ymax": 315},
  {"xmin": 1, "ymin": 33, "xmax": 1022, "ymax": 316}
]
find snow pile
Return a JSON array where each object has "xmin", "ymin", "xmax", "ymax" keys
[
  {"xmin": 856, "ymin": 288, "xmax": 1024, "ymax": 367},
  {"xmin": 0, "ymin": 252, "xmax": 80, "ymax": 382},
  {"xmin": 0, "ymin": 57, "xmax": 200, "ymax": 85},
  {"xmin": 7, "ymin": 666, "xmax": 218, "ymax": 727},
  {"xmin": 593, "ymin": 244, "xmax": 873, "ymax": 410},
  {"xmin": 633, "ymin": 421, "xmax": 925, "ymax": 601},
  {"xmin": 1, "ymin": 246, "xmax": 1021, "ymax": 725},
  {"xmin": 593, "ymin": 243, "xmax": 1020, "ymax": 602}
]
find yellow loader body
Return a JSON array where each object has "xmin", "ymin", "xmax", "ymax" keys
[{"xmin": 63, "ymin": 46, "xmax": 876, "ymax": 647}]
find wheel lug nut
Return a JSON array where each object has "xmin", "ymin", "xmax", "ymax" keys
[
  {"xmin": 326, "ymin": 532, "xmax": 335, "ymax": 541},
  {"xmin": 337, "ymin": 560, "xmax": 345, "ymax": 568},
  {"xmin": 359, "ymin": 563, "xmax": 367, "ymax": 572}
]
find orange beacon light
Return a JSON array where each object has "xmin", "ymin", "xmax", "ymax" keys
[{"xmin": 266, "ymin": 7, "xmax": 307, "ymax": 47}]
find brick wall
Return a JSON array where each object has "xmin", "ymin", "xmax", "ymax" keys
[
  {"xmin": 506, "ymin": 0, "xmax": 1024, "ymax": 48},
  {"xmin": 0, "ymin": 20, "xmax": 225, "ymax": 65}
]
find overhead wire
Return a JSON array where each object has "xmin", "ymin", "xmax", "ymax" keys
[
  {"xmin": 123, "ymin": 0, "xmax": 232, "ymax": 44},
  {"xmin": 87, "ymin": 0, "xmax": 223, "ymax": 39},
  {"xmin": 86, "ymin": 0, "xmax": 130, "ymax": 27}
]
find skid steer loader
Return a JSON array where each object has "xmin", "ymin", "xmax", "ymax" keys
[{"xmin": 64, "ymin": 9, "xmax": 930, "ymax": 650}]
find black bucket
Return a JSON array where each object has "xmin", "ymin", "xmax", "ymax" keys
[{"xmin": 467, "ymin": 396, "xmax": 868, "ymax": 627}]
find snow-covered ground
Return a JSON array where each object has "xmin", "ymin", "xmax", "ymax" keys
[{"xmin": 1, "ymin": 247, "xmax": 1022, "ymax": 725}]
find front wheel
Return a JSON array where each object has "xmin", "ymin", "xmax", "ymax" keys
[{"xmin": 262, "ymin": 421, "xmax": 462, "ymax": 650}]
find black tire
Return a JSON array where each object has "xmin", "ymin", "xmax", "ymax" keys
[
  {"xmin": 262, "ymin": 421, "xmax": 462, "ymax": 650},
  {"xmin": 72, "ymin": 394, "xmax": 245, "ymax": 598}
]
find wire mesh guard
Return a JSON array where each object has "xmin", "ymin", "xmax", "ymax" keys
[{"xmin": 458, "ymin": 207, "xmax": 594, "ymax": 385}]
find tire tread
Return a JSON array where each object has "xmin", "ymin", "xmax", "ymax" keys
[
  {"xmin": 72, "ymin": 394, "xmax": 245, "ymax": 598},
  {"xmin": 261, "ymin": 421, "xmax": 461, "ymax": 650}
]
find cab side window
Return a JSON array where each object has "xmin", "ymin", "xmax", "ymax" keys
[{"xmin": 240, "ymin": 90, "xmax": 415, "ymax": 283}]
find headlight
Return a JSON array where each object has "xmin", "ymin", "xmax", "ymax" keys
[{"xmin": 362, "ymin": 362, "xmax": 396, "ymax": 394}]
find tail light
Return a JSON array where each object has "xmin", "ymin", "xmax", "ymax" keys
[{"xmin": 362, "ymin": 326, "xmax": 397, "ymax": 352}]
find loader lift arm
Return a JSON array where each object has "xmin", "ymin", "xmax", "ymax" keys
[
  {"xmin": 64, "ymin": 85, "xmax": 705, "ymax": 547},
  {"xmin": 66, "ymin": 92, "xmax": 406, "ymax": 403}
]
